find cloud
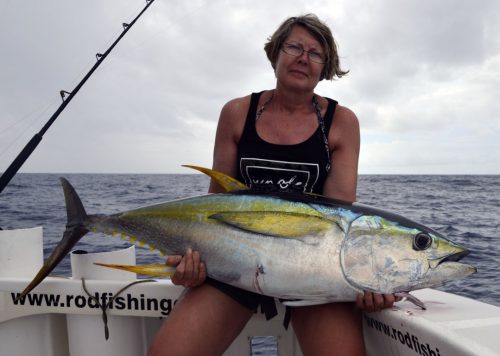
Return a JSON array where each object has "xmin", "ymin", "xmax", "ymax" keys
[{"xmin": 1, "ymin": 0, "xmax": 499, "ymax": 174}]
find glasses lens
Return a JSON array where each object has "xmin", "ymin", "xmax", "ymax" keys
[
  {"xmin": 309, "ymin": 52, "xmax": 325, "ymax": 63},
  {"xmin": 282, "ymin": 43, "xmax": 325, "ymax": 64},
  {"xmin": 283, "ymin": 43, "xmax": 302, "ymax": 56}
]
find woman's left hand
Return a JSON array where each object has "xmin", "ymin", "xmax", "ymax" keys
[
  {"xmin": 166, "ymin": 248, "xmax": 206, "ymax": 288},
  {"xmin": 356, "ymin": 291, "xmax": 400, "ymax": 312}
]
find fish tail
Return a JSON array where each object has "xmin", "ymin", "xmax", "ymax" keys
[
  {"xmin": 16, "ymin": 178, "xmax": 90, "ymax": 301},
  {"xmin": 61, "ymin": 177, "xmax": 88, "ymax": 226}
]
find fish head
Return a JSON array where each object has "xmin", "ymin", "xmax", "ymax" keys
[{"xmin": 340, "ymin": 211, "xmax": 476, "ymax": 293}]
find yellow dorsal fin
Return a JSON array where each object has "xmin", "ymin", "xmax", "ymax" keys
[
  {"xmin": 182, "ymin": 165, "xmax": 248, "ymax": 192},
  {"xmin": 209, "ymin": 211, "xmax": 332, "ymax": 238}
]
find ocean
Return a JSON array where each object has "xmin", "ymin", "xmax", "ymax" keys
[{"xmin": 1, "ymin": 173, "xmax": 499, "ymax": 353}]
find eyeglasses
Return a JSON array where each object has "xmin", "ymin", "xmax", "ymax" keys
[{"xmin": 281, "ymin": 42, "xmax": 326, "ymax": 64}]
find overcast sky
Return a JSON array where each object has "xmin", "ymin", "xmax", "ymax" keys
[{"xmin": 1, "ymin": 0, "xmax": 499, "ymax": 175}]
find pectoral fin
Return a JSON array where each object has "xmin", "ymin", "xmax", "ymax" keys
[
  {"xmin": 94, "ymin": 263, "xmax": 176, "ymax": 277},
  {"xmin": 182, "ymin": 165, "xmax": 248, "ymax": 192},
  {"xmin": 209, "ymin": 211, "xmax": 332, "ymax": 238}
]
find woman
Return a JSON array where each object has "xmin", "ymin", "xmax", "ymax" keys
[{"xmin": 148, "ymin": 14, "xmax": 397, "ymax": 356}]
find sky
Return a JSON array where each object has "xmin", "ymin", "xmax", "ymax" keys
[{"xmin": 1, "ymin": 0, "xmax": 499, "ymax": 175}]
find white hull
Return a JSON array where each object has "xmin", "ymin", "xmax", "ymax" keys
[{"xmin": 1, "ymin": 227, "xmax": 498, "ymax": 356}]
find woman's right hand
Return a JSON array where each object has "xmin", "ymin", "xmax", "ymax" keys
[
  {"xmin": 166, "ymin": 248, "xmax": 207, "ymax": 288},
  {"xmin": 356, "ymin": 291, "xmax": 400, "ymax": 312}
]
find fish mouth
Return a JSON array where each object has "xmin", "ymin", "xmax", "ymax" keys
[
  {"xmin": 421, "ymin": 246, "xmax": 477, "ymax": 290},
  {"xmin": 440, "ymin": 249, "xmax": 470, "ymax": 263},
  {"xmin": 429, "ymin": 247, "xmax": 476, "ymax": 276}
]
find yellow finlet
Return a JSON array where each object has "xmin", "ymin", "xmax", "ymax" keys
[
  {"xmin": 182, "ymin": 165, "xmax": 248, "ymax": 192},
  {"xmin": 94, "ymin": 263, "xmax": 175, "ymax": 277}
]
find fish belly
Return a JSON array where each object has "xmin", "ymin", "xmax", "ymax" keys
[{"xmin": 180, "ymin": 223, "xmax": 359, "ymax": 302}]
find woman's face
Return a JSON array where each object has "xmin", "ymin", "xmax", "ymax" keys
[{"xmin": 274, "ymin": 25, "xmax": 325, "ymax": 92}]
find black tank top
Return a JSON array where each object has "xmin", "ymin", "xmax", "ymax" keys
[{"xmin": 237, "ymin": 91, "xmax": 337, "ymax": 194}]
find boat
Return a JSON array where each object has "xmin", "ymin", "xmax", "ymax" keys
[{"xmin": 1, "ymin": 226, "xmax": 498, "ymax": 356}]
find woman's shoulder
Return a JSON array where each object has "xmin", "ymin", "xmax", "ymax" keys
[
  {"xmin": 328, "ymin": 102, "xmax": 360, "ymax": 145},
  {"xmin": 219, "ymin": 91, "xmax": 270, "ymax": 123},
  {"xmin": 218, "ymin": 95, "xmax": 251, "ymax": 130},
  {"xmin": 216, "ymin": 93, "xmax": 258, "ymax": 144},
  {"xmin": 334, "ymin": 104, "xmax": 358, "ymax": 125},
  {"xmin": 221, "ymin": 94, "xmax": 252, "ymax": 114},
  {"xmin": 317, "ymin": 94, "xmax": 358, "ymax": 127},
  {"xmin": 317, "ymin": 95, "xmax": 356, "ymax": 120}
]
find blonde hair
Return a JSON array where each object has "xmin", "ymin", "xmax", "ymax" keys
[{"xmin": 264, "ymin": 14, "xmax": 349, "ymax": 80}]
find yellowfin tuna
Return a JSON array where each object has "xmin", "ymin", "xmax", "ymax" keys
[{"xmin": 18, "ymin": 166, "xmax": 476, "ymax": 307}]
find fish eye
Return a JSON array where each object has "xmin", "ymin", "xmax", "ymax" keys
[{"xmin": 413, "ymin": 233, "xmax": 432, "ymax": 251}]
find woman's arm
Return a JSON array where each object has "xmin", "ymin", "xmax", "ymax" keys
[
  {"xmin": 167, "ymin": 97, "xmax": 249, "ymax": 286},
  {"xmin": 209, "ymin": 97, "xmax": 248, "ymax": 192},
  {"xmin": 322, "ymin": 104, "xmax": 360, "ymax": 202}
]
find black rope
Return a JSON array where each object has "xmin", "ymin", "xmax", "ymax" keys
[{"xmin": 81, "ymin": 277, "xmax": 157, "ymax": 340}]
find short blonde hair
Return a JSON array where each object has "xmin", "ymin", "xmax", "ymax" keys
[{"xmin": 264, "ymin": 14, "xmax": 349, "ymax": 80}]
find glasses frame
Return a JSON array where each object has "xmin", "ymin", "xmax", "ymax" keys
[{"xmin": 281, "ymin": 42, "xmax": 326, "ymax": 64}]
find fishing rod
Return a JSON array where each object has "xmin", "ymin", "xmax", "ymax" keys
[{"xmin": 0, "ymin": 0, "xmax": 155, "ymax": 194}]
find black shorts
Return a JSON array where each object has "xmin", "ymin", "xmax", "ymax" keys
[{"xmin": 205, "ymin": 277, "xmax": 278, "ymax": 321}]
